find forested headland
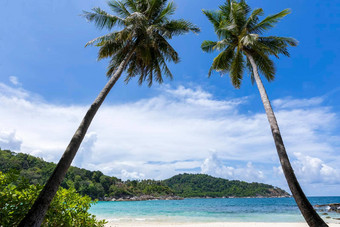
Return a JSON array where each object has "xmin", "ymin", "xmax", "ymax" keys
[{"xmin": 0, "ymin": 149, "xmax": 290, "ymax": 200}]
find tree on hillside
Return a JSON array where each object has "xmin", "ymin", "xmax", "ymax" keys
[
  {"xmin": 19, "ymin": 0, "xmax": 199, "ymax": 226},
  {"xmin": 201, "ymin": 1, "xmax": 327, "ymax": 226}
]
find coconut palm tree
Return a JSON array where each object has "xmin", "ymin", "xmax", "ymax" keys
[
  {"xmin": 19, "ymin": 0, "xmax": 199, "ymax": 226},
  {"xmin": 201, "ymin": 1, "xmax": 327, "ymax": 226}
]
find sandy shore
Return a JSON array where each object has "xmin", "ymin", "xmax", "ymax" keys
[{"xmin": 105, "ymin": 222, "xmax": 340, "ymax": 227}]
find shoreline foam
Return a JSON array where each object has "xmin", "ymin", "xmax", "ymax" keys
[{"xmin": 104, "ymin": 222, "xmax": 340, "ymax": 227}]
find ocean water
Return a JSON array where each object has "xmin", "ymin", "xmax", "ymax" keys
[{"xmin": 90, "ymin": 197, "xmax": 340, "ymax": 223}]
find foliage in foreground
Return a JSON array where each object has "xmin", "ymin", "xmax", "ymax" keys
[{"xmin": 0, "ymin": 171, "xmax": 106, "ymax": 227}]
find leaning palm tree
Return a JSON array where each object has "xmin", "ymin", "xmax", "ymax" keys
[
  {"xmin": 201, "ymin": 1, "xmax": 327, "ymax": 226},
  {"xmin": 19, "ymin": 0, "xmax": 199, "ymax": 226}
]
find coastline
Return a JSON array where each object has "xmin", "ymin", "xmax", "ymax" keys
[
  {"xmin": 104, "ymin": 222, "xmax": 340, "ymax": 227},
  {"xmin": 100, "ymin": 195, "xmax": 291, "ymax": 202}
]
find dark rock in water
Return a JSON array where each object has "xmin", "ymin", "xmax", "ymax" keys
[{"xmin": 314, "ymin": 203, "xmax": 340, "ymax": 213}]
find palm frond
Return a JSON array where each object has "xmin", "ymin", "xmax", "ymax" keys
[
  {"xmin": 153, "ymin": 1, "xmax": 176, "ymax": 23},
  {"xmin": 201, "ymin": 40, "xmax": 218, "ymax": 53},
  {"xmin": 155, "ymin": 34, "xmax": 179, "ymax": 63},
  {"xmin": 250, "ymin": 49, "xmax": 275, "ymax": 81},
  {"xmin": 97, "ymin": 40, "xmax": 124, "ymax": 60},
  {"xmin": 230, "ymin": 49, "xmax": 244, "ymax": 88},
  {"xmin": 238, "ymin": 0, "xmax": 251, "ymax": 14},
  {"xmin": 108, "ymin": 0, "xmax": 131, "ymax": 17},
  {"xmin": 210, "ymin": 46, "xmax": 235, "ymax": 76},
  {"xmin": 161, "ymin": 19, "xmax": 200, "ymax": 38},
  {"xmin": 202, "ymin": 10, "xmax": 222, "ymax": 31},
  {"xmin": 145, "ymin": 0, "xmax": 167, "ymax": 20},
  {"xmin": 244, "ymin": 8, "xmax": 263, "ymax": 31},
  {"xmin": 228, "ymin": 0, "xmax": 248, "ymax": 33},
  {"xmin": 250, "ymin": 9, "xmax": 291, "ymax": 34},
  {"xmin": 82, "ymin": 8, "xmax": 124, "ymax": 30},
  {"xmin": 125, "ymin": 0, "xmax": 138, "ymax": 12},
  {"xmin": 257, "ymin": 36, "xmax": 298, "ymax": 57},
  {"xmin": 85, "ymin": 32, "xmax": 117, "ymax": 47}
]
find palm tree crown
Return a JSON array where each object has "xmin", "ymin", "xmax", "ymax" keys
[
  {"xmin": 201, "ymin": 0, "xmax": 297, "ymax": 88},
  {"xmin": 84, "ymin": 0, "xmax": 200, "ymax": 86}
]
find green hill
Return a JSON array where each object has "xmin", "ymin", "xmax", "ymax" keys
[
  {"xmin": 164, "ymin": 173, "xmax": 289, "ymax": 197},
  {"xmin": 0, "ymin": 149, "xmax": 173, "ymax": 200},
  {"xmin": 0, "ymin": 149, "xmax": 289, "ymax": 200}
]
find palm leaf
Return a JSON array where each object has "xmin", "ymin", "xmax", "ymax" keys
[
  {"xmin": 246, "ymin": 58, "xmax": 255, "ymax": 84},
  {"xmin": 244, "ymin": 8, "xmax": 263, "ymax": 31},
  {"xmin": 210, "ymin": 46, "xmax": 235, "ymax": 76},
  {"xmin": 201, "ymin": 40, "xmax": 218, "ymax": 53},
  {"xmin": 250, "ymin": 9, "xmax": 291, "ymax": 34},
  {"xmin": 258, "ymin": 36, "xmax": 297, "ymax": 57},
  {"xmin": 82, "ymin": 8, "xmax": 124, "ymax": 30},
  {"xmin": 229, "ymin": 49, "xmax": 244, "ymax": 88},
  {"xmin": 202, "ymin": 10, "xmax": 222, "ymax": 31},
  {"xmin": 250, "ymin": 49, "xmax": 275, "ymax": 81},
  {"xmin": 108, "ymin": 0, "xmax": 131, "ymax": 17},
  {"xmin": 153, "ymin": 1, "xmax": 176, "ymax": 23},
  {"xmin": 161, "ymin": 19, "xmax": 200, "ymax": 38}
]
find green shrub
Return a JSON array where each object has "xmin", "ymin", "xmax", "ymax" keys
[{"xmin": 0, "ymin": 171, "xmax": 106, "ymax": 227}]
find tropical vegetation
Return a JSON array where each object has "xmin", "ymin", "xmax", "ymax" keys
[
  {"xmin": 19, "ymin": 0, "xmax": 199, "ymax": 225},
  {"xmin": 0, "ymin": 171, "xmax": 106, "ymax": 227},
  {"xmin": 0, "ymin": 149, "xmax": 289, "ymax": 200},
  {"xmin": 201, "ymin": 0, "xmax": 327, "ymax": 226},
  {"xmin": 164, "ymin": 173, "xmax": 289, "ymax": 198}
]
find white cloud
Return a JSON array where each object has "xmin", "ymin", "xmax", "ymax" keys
[
  {"xmin": 0, "ymin": 83, "xmax": 29, "ymax": 99},
  {"xmin": 121, "ymin": 170, "xmax": 145, "ymax": 180},
  {"xmin": 293, "ymin": 152, "xmax": 340, "ymax": 184},
  {"xmin": 0, "ymin": 82, "xmax": 339, "ymax": 195},
  {"xmin": 0, "ymin": 130, "xmax": 22, "ymax": 151},
  {"xmin": 201, "ymin": 152, "xmax": 264, "ymax": 182},
  {"xmin": 73, "ymin": 132, "xmax": 97, "ymax": 167},
  {"xmin": 274, "ymin": 152, "xmax": 340, "ymax": 185},
  {"xmin": 201, "ymin": 152, "xmax": 234, "ymax": 178},
  {"xmin": 273, "ymin": 97, "xmax": 324, "ymax": 109},
  {"xmin": 9, "ymin": 76, "xmax": 21, "ymax": 86}
]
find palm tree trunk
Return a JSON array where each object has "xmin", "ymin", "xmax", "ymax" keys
[
  {"xmin": 245, "ymin": 52, "xmax": 328, "ymax": 227},
  {"xmin": 18, "ymin": 50, "xmax": 135, "ymax": 227}
]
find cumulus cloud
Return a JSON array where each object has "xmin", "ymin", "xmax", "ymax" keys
[
  {"xmin": 0, "ymin": 130, "xmax": 22, "ymax": 151},
  {"xmin": 0, "ymin": 81, "xmax": 339, "ymax": 194},
  {"xmin": 201, "ymin": 152, "xmax": 234, "ymax": 178},
  {"xmin": 201, "ymin": 152, "xmax": 264, "ymax": 182},
  {"xmin": 274, "ymin": 152, "xmax": 340, "ymax": 184},
  {"xmin": 293, "ymin": 152, "xmax": 340, "ymax": 184},
  {"xmin": 121, "ymin": 170, "xmax": 145, "ymax": 180}
]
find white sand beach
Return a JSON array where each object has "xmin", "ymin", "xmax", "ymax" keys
[{"xmin": 105, "ymin": 222, "xmax": 340, "ymax": 227}]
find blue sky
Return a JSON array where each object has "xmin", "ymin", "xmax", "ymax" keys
[{"xmin": 0, "ymin": 0, "xmax": 340, "ymax": 196}]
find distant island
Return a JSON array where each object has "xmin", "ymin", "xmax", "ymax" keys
[{"xmin": 0, "ymin": 149, "xmax": 290, "ymax": 201}]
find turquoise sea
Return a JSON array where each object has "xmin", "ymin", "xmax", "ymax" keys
[{"xmin": 90, "ymin": 197, "xmax": 340, "ymax": 223}]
